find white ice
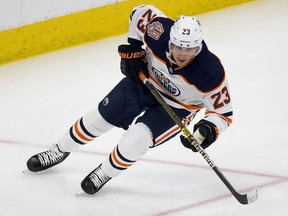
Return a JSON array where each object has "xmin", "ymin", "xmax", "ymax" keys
[{"xmin": 0, "ymin": 0, "xmax": 288, "ymax": 215}]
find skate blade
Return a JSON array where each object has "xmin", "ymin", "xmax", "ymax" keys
[
  {"xmin": 76, "ymin": 188, "xmax": 85, "ymax": 196},
  {"xmin": 22, "ymin": 168, "xmax": 31, "ymax": 174}
]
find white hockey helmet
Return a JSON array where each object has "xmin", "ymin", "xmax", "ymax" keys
[{"xmin": 169, "ymin": 16, "xmax": 203, "ymax": 53}]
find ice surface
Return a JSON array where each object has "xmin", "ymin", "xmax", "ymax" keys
[{"xmin": 0, "ymin": 0, "xmax": 288, "ymax": 215}]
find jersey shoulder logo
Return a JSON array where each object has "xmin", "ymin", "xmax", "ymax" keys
[{"xmin": 147, "ymin": 21, "xmax": 164, "ymax": 40}]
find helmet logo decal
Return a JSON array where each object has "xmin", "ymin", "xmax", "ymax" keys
[
  {"xmin": 152, "ymin": 68, "xmax": 180, "ymax": 96},
  {"xmin": 147, "ymin": 21, "xmax": 164, "ymax": 40}
]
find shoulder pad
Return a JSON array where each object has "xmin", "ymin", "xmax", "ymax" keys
[{"xmin": 182, "ymin": 44, "xmax": 226, "ymax": 93}]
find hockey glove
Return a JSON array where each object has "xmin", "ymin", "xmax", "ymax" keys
[
  {"xmin": 118, "ymin": 44, "xmax": 149, "ymax": 84},
  {"xmin": 180, "ymin": 120, "xmax": 218, "ymax": 152}
]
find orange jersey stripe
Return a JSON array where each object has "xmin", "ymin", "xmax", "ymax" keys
[
  {"xmin": 205, "ymin": 111, "xmax": 233, "ymax": 124},
  {"xmin": 177, "ymin": 73, "xmax": 226, "ymax": 94}
]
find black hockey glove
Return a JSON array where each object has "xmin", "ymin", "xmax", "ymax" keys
[
  {"xmin": 180, "ymin": 120, "xmax": 218, "ymax": 152},
  {"xmin": 118, "ymin": 44, "xmax": 149, "ymax": 84}
]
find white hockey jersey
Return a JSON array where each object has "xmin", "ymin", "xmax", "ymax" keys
[{"xmin": 128, "ymin": 5, "xmax": 233, "ymax": 134}]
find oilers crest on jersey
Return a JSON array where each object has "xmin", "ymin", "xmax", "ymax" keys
[{"xmin": 152, "ymin": 67, "xmax": 180, "ymax": 96}]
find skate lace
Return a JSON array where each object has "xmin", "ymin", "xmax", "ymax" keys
[
  {"xmin": 89, "ymin": 167, "xmax": 110, "ymax": 188},
  {"xmin": 38, "ymin": 147, "xmax": 63, "ymax": 166}
]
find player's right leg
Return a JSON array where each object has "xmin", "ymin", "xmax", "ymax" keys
[{"xmin": 26, "ymin": 107, "xmax": 114, "ymax": 172}]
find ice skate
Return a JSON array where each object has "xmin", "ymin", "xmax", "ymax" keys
[
  {"xmin": 81, "ymin": 164, "xmax": 111, "ymax": 194},
  {"xmin": 26, "ymin": 144, "xmax": 70, "ymax": 172}
]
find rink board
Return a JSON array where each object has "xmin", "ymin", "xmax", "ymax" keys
[{"xmin": 0, "ymin": 0, "xmax": 253, "ymax": 65}]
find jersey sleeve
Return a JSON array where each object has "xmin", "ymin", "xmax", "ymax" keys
[
  {"xmin": 202, "ymin": 78, "xmax": 233, "ymax": 134},
  {"xmin": 128, "ymin": 4, "xmax": 166, "ymax": 45}
]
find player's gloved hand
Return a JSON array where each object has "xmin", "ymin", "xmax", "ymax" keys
[
  {"xmin": 180, "ymin": 120, "xmax": 218, "ymax": 152},
  {"xmin": 118, "ymin": 44, "xmax": 149, "ymax": 84}
]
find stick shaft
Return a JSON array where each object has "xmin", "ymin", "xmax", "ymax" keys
[{"xmin": 139, "ymin": 72, "xmax": 255, "ymax": 204}]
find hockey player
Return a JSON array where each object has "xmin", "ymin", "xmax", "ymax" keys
[{"xmin": 26, "ymin": 5, "xmax": 233, "ymax": 195}]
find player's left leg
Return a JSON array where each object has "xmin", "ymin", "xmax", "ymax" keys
[
  {"xmin": 80, "ymin": 105, "xmax": 195, "ymax": 194},
  {"xmin": 81, "ymin": 122, "xmax": 152, "ymax": 194}
]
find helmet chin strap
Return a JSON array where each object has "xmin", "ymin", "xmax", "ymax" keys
[
  {"xmin": 166, "ymin": 51, "xmax": 176, "ymax": 65},
  {"xmin": 166, "ymin": 41, "xmax": 176, "ymax": 65},
  {"xmin": 194, "ymin": 44, "xmax": 202, "ymax": 56}
]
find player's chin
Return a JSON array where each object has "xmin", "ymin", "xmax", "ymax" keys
[{"xmin": 176, "ymin": 60, "xmax": 189, "ymax": 68}]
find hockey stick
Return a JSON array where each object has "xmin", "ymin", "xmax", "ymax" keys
[{"xmin": 138, "ymin": 72, "xmax": 258, "ymax": 205}]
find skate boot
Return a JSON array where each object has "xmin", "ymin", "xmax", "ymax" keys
[
  {"xmin": 81, "ymin": 164, "xmax": 111, "ymax": 194},
  {"xmin": 26, "ymin": 144, "xmax": 70, "ymax": 172}
]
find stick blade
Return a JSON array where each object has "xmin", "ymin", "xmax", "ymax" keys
[
  {"xmin": 246, "ymin": 188, "xmax": 258, "ymax": 204},
  {"xmin": 238, "ymin": 188, "xmax": 258, "ymax": 205}
]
